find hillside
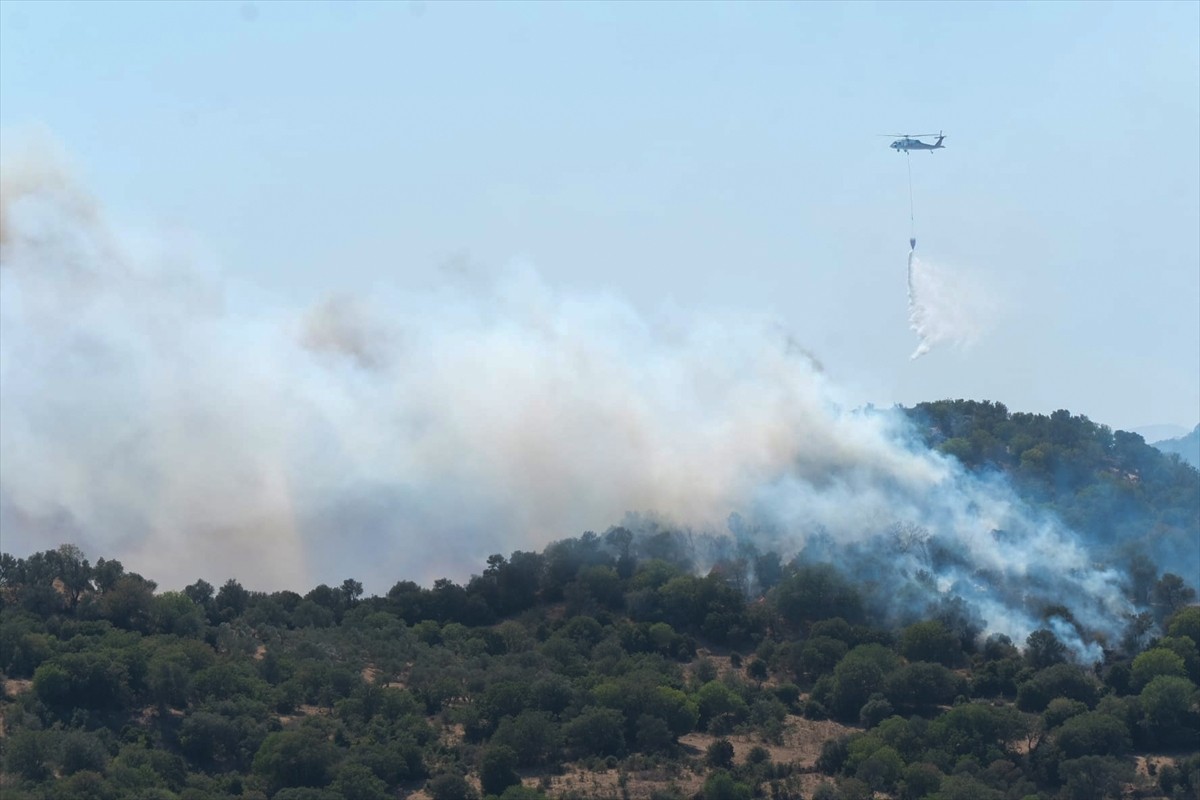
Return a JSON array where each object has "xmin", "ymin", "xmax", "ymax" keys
[
  {"xmin": 904, "ymin": 401, "xmax": 1200, "ymax": 586},
  {"xmin": 1153, "ymin": 425, "xmax": 1200, "ymax": 470},
  {"xmin": 1, "ymin": 538, "xmax": 1197, "ymax": 800},
  {"xmin": 1, "ymin": 402, "xmax": 1198, "ymax": 800}
]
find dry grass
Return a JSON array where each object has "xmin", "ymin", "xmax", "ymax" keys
[
  {"xmin": 505, "ymin": 714, "xmax": 856, "ymax": 800},
  {"xmin": 679, "ymin": 713, "xmax": 857, "ymax": 769},
  {"xmin": 358, "ymin": 661, "xmax": 412, "ymax": 690},
  {"xmin": 1134, "ymin": 754, "xmax": 1179, "ymax": 778},
  {"xmin": 277, "ymin": 703, "xmax": 333, "ymax": 726},
  {"xmin": 524, "ymin": 765, "xmax": 704, "ymax": 800}
]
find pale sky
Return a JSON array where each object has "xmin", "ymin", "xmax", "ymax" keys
[{"xmin": 3, "ymin": 0, "xmax": 1198, "ymax": 433}]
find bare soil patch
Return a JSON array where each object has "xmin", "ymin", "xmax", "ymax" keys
[
  {"xmin": 680, "ymin": 714, "xmax": 857, "ymax": 770},
  {"xmin": 526, "ymin": 765, "xmax": 704, "ymax": 800},
  {"xmin": 1134, "ymin": 754, "xmax": 1178, "ymax": 778},
  {"xmin": 278, "ymin": 704, "xmax": 333, "ymax": 726}
]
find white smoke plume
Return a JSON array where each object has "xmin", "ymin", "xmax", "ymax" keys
[
  {"xmin": 907, "ymin": 250, "xmax": 992, "ymax": 359},
  {"xmin": 0, "ymin": 147, "xmax": 1135, "ymax": 655}
]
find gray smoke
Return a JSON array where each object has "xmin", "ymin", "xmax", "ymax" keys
[
  {"xmin": 299, "ymin": 295, "xmax": 393, "ymax": 371},
  {"xmin": 0, "ymin": 147, "xmax": 1137, "ymax": 656}
]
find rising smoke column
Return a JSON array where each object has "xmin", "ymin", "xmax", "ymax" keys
[
  {"xmin": 1, "ymin": 144, "xmax": 1140, "ymax": 655},
  {"xmin": 0, "ymin": 145, "xmax": 310, "ymax": 589}
]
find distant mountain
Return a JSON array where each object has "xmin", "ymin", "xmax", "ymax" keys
[
  {"xmin": 1153, "ymin": 424, "xmax": 1200, "ymax": 468},
  {"xmin": 1133, "ymin": 423, "xmax": 1189, "ymax": 442}
]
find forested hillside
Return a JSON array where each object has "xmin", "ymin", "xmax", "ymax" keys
[
  {"xmin": 905, "ymin": 401, "xmax": 1199, "ymax": 581},
  {"xmin": 1, "ymin": 403, "xmax": 1198, "ymax": 800}
]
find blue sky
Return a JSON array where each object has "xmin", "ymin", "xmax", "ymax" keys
[{"xmin": 3, "ymin": 0, "xmax": 1198, "ymax": 432}]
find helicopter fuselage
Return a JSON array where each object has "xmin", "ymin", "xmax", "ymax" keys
[{"xmin": 891, "ymin": 136, "xmax": 945, "ymax": 152}]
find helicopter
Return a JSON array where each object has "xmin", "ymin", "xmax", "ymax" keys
[{"xmin": 885, "ymin": 132, "xmax": 946, "ymax": 153}]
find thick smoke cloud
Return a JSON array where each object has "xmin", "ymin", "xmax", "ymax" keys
[{"xmin": 1, "ymin": 146, "xmax": 1137, "ymax": 656}]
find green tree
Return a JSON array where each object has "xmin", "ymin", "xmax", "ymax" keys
[
  {"xmin": 34, "ymin": 652, "xmax": 130, "ymax": 711},
  {"xmin": 1024, "ymin": 629, "xmax": 1067, "ymax": 669},
  {"xmin": 1138, "ymin": 675, "xmax": 1200, "ymax": 747},
  {"xmin": 855, "ymin": 745, "xmax": 903, "ymax": 792},
  {"xmin": 1016, "ymin": 663, "xmax": 1098, "ymax": 712},
  {"xmin": 563, "ymin": 707, "xmax": 625, "ymax": 758},
  {"xmin": 898, "ymin": 762, "xmax": 942, "ymax": 800},
  {"xmin": 927, "ymin": 702, "xmax": 1028, "ymax": 762},
  {"xmin": 1156, "ymin": 635, "xmax": 1200, "ymax": 684},
  {"xmin": 497, "ymin": 787, "xmax": 550, "ymax": 800},
  {"xmin": 1166, "ymin": 606, "xmax": 1200, "ymax": 643},
  {"xmin": 90, "ymin": 557, "xmax": 125, "ymax": 592},
  {"xmin": 1041, "ymin": 697, "xmax": 1088, "ymax": 730},
  {"xmin": 491, "ymin": 710, "xmax": 560, "ymax": 766},
  {"xmin": 273, "ymin": 790, "xmax": 339, "ymax": 800},
  {"xmin": 1053, "ymin": 711, "xmax": 1131, "ymax": 758},
  {"xmin": 215, "ymin": 579, "xmax": 250, "ymax": 621},
  {"xmin": 147, "ymin": 651, "xmax": 193, "ymax": 709},
  {"xmin": 179, "ymin": 711, "xmax": 242, "ymax": 766},
  {"xmin": 793, "ymin": 636, "xmax": 849, "ymax": 682},
  {"xmin": 252, "ymin": 730, "xmax": 339, "ymax": 793},
  {"xmin": 830, "ymin": 644, "xmax": 900, "ymax": 721},
  {"xmin": 426, "ymin": 774, "xmax": 477, "ymax": 800},
  {"xmin": 771, "ymin": 564, "xmax": 864, "ymax": 627},
  {"xmin": 701, "ymin": 771, "xmax": 752, "ymax": 800},
  {"xmin": 898, "ymin": 620, "xmax": 963, "ymax": 666},
  {"xmin": 929, "ymin": 774, "xmax": 1003, "ymax": 800},
  {"xmin": 151, "ymin": 591, "xmax": 204, "ymax": 637},
  {"xmin": 705, "ymin": 739, "xmax": 735, "ymax": 769},
  {"xmin": 100, "ymin": 575, "xmax": 157, "ymax": 631},
  {"xmin": 635, "ymin": 714, "xmax": 674, "ymax": 754},
  {"xmin": 834, "ymin": 777, "xmax": 873, "ymax": 800},
  {"xmin": 46, "ymin": 770, "xmax": 117, "ymax": 800},
  {"xmin": 696, "ymin": 681, "xmax": 748, "ymax": 730},
  {"xmin": 884, "ymin": 661, "xmax": 964, "ymax": 713},
  {"xmin": 1058, "ymin": 756, "xmax": 1134, "ymax": 800},
  {"xmin": 4, "ymin": 729, "xmax": 53, "ymax": 780},
  {"xmin": 57, "ymin": 731, "xmax": 110, "ymax": 775},
  {"xmin": 857, "ymin": 694, "xmax": 893, "ymax": 728},
  {"xmin": 331, "ymin": 763, "xmax": 388, "ymax": 800},
  {"xmin": 1151, "ymin": 574, "xmax": 1197, "ymax": 623},
  {"xmin": 816, "ymin": 736, "xmax": 850, "ymax": 775},
  {"xmin": 183, "ymin": 578, "xmax": 215, "ymax": 609},
  {"xmin": 51, "ymin": 544, "xmax": 93, "ymax": 611},
  {"xmin": 479, "ymin": 745, "xmax": 520, "ymax": 797},
  {"xmin": 1130, "ymin": 647, "xmax": 1187, "ymax": 690},
  {"xmin": 642, "ymin": 685, "xmax": 698, "ymax": 737}
]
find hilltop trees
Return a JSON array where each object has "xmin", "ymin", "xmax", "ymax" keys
[
  {"xmin": 907, "ymin": 400, "xmax": 1200, "ymax": 584},
  {"xmin": 1, "ymin": 532, "xmax": 1197, "ymax": 799},
  {"xmin": 2, "ymin": 398, "xmax": 1197, "ymax": 800}
]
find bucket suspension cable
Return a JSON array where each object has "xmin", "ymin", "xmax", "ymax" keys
[{"xmin": 907, "ymin": 152, "xmax": 916, "ymax": 251}]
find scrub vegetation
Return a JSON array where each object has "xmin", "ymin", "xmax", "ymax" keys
[{"xmin": 1, "ymin": 402, "xmax": 1197, "ymax": 800}]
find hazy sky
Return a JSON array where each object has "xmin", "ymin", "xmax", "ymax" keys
[{"xmin": 2, "ymin": 0, "xmax": 1198, "ymax": 432}]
